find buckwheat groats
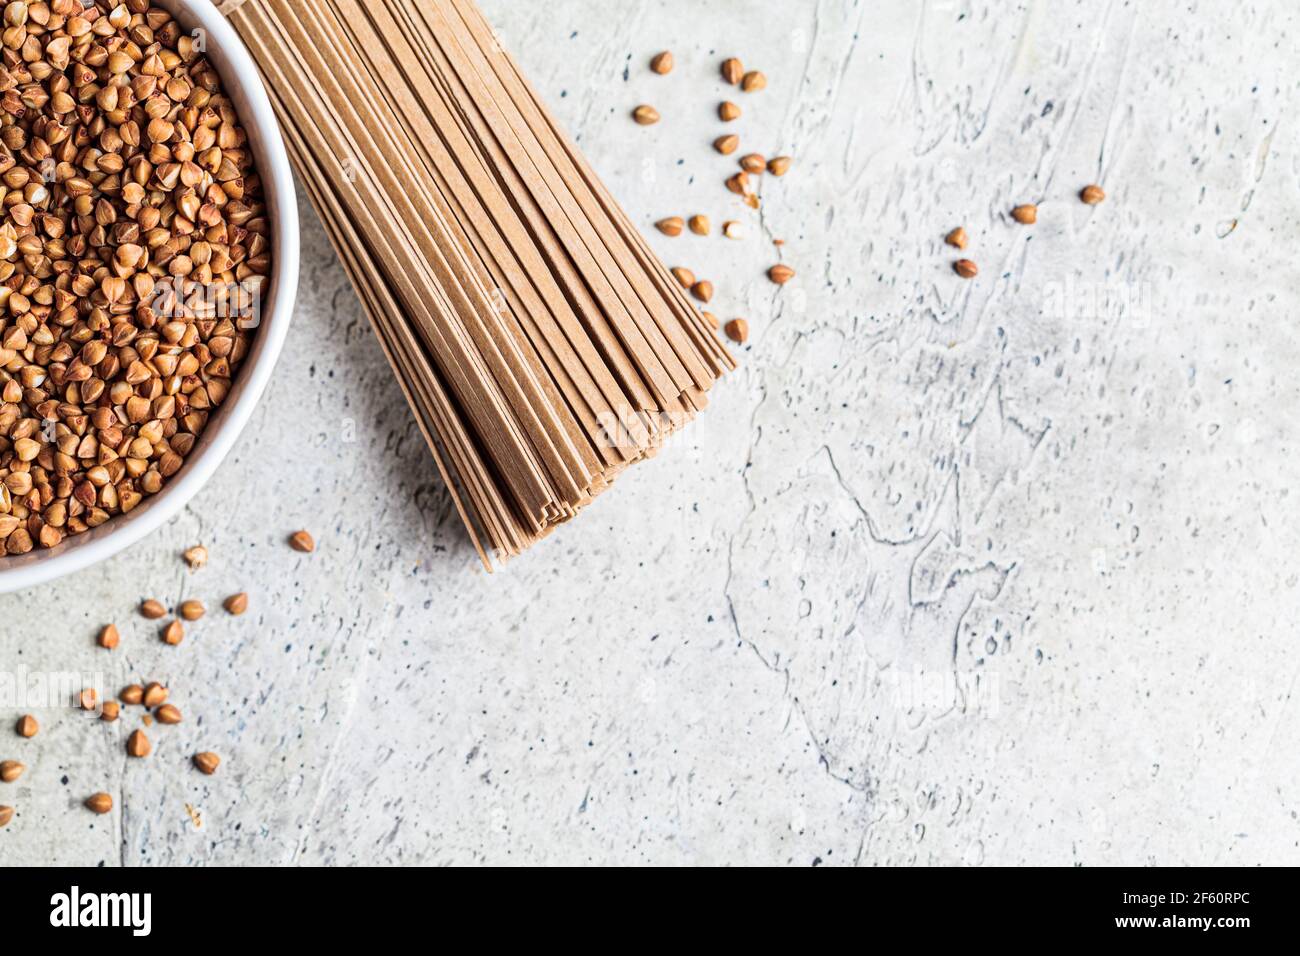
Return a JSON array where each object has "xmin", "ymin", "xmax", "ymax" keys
[{"xmin": 0, "ymin": 0, "xmax": 270, "ymax": 556}]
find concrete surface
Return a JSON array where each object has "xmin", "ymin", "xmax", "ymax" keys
[{"xmin": 2, "ymin": 0, "xmax": 1299, "ymax": 866}]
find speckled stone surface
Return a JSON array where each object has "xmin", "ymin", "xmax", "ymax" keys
[{"xmin": 2, "ymin": 0, "xmax": 1298, "ymax": 866}]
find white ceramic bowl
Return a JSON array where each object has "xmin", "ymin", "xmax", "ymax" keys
[{"xmin": 0, "ymin": 0, "xmax": 299, "ymax": 593}]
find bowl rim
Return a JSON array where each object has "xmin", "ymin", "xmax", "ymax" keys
[{"xmin": 0, "ymin": 0, "xmax": 300, "ymax": 594}]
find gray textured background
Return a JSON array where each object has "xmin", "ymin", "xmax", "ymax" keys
[{"xmin": 2, "ymin": 0, "xmax": 1298, "ymax": 865}]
